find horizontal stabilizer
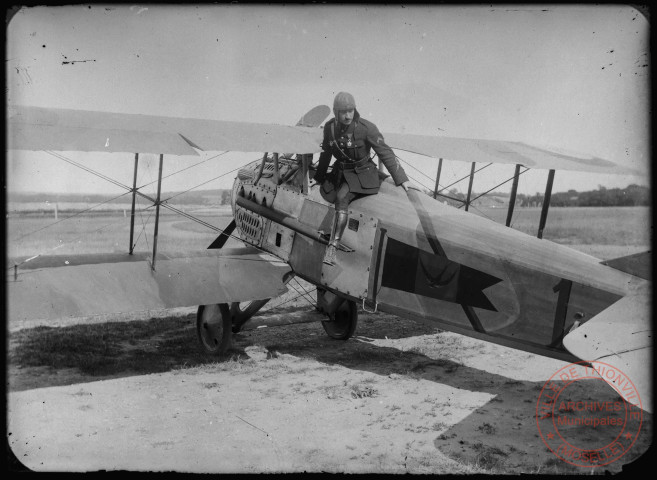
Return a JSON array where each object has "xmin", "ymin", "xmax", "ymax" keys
[
  {"xmin": 601, "ymin": 251, "xmax": 651, "ymax": 280},
  {"xmin": 7, "ymin": 248, "xmax": 290, "ymax": 324},
  {"xmin": 563, "ymin": 291, "xmax": 652, "ymax": 412}
]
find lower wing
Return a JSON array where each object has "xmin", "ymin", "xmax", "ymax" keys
[{"xmin": 7, "ymin": 247, "xmax": 290, "ymax": 323}]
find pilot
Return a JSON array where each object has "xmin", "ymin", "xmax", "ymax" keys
[{"xmin": 312, "ymin": 92, "xmax": 413, "ymax": 265}]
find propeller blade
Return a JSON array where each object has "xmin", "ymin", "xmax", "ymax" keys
[{"xmin": 207, "ymin": 219, "xmax": 236, "ymax": 249}]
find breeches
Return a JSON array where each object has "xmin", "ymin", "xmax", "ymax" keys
[{"xmin": 335, "ymin": 182, "xmax": 359, "ymax": 211}]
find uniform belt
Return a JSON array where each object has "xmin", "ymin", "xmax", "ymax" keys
[{"xmin": 340, "ymin": 156, "xmax": 371, "ymax": 170}]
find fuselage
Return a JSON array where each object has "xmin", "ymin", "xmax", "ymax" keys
[{"xmin": 231, "ymin": 156, "xmax": 644, "ymax": 361}]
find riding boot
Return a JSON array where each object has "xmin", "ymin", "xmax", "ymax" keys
[{"xmin": 323, "ymin": 210, "xmax": 349, "ymax": 266}]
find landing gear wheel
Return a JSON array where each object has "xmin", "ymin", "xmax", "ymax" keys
[
  {"xmin": 321, "ymin": 299, "xmax": 358, "ymax": 340},
  {"xmin": 196, "ymin": 303, "xmax": 232, "ymax": 355},
  {"xmin": 229, "ymin": 271, "xmax": 296, "ymax": 333}
]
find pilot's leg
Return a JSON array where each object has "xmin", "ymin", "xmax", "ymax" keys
[
  {"xmin": 323, "ymin": 209, "xmax": 349, "ymax": 266},
  {"xmin": 323, "ymin": 184, "xmax": 351, "ymax": 266}
]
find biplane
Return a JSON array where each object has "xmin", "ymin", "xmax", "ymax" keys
[{"xmin": 7, "ymin": 103, "xmax": 651, "ymax": 413}]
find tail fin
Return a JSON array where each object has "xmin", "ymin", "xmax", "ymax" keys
[{"xmin": 601, "ymin": 251, "xmax": 651, "ymax": 280}]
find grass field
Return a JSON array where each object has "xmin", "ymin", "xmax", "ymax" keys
[
  {"xmin": 469, "ymin": 205, "xmax": 651, "ymax": 246},
  {"xmin": 6, "ymin": 206, "xmax": 236, "ymax": 259},
  {"xmin": 7, "ymin": 203, "xmax": 652, "ymax": 474},
  {"xmin": 6, "ymin": 205, "xmax": 650, "ymax": 262}
]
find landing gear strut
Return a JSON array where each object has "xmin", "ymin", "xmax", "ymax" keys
[
  {"xmin": 228, "ymin": 299, "xmax": 271, "ymax": 333},
  {"xmin": 196, "ymin": 272, "xmax": 295, "ymax": 354},
  {"xmin": 229, "ymin": 271, "xmax": 296, "ymax": 332}
]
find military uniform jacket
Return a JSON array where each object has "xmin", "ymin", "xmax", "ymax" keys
[{"xmin": 313, "ymin": 111, "xmax": 408, "ymax": 195}]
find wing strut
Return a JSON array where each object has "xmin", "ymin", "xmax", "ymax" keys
[
  {"xmin": 300, "ymin": 153, "xmax": 312, "ymax": 194},
  {"xmin": 537, "ymin": 169, "xmax": 555, "ymax": 239},
  {"xmin": 464, "ymin": 162, "xmax": 476, "ymax": 211},
  {"xmin": 128, "ymin": 153, "xmax": 139, "ymax": 254},
  {"xmin": 273, "ymin": 152, "xmax": 280, "ymax": 185},
  {"xmin": 254, "ymin": 152, "xmax": 268, "ymax": 185},
  {"xmin": 432, "ymin": 158, "xmax": 443, "ymax": 199},
  {"xmin": 505, "ymin": 164, "xmax": 522, "ymax": 227},
  {"xmin": 151, "ymin": 154, "xmax": 164, "ymax": 269}
]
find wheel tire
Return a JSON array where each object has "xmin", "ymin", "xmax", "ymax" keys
[
  {"xmin": 196, "ymin": 303, "xmax": 232, "ymax": 355},
  {"xmin": 321, "ymin": 299, "xmax": 358, "ymax": 340}
]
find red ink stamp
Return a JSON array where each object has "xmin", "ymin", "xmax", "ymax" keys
[{"xmin": 536, "ymin": 361, "xmax": 643, "ymax": 468}]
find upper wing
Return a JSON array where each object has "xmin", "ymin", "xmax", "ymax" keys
[
  {"xmin": 8, "ymin": 105, "xmax": 636, "ymax": 174},
  {"xmin": 383, "ymin": 132, "xmax": 638, "ymax": 175},
  {"xmin": 7, "ymin": 247, "xmax": 290, "ymax": 325},
  {"xmin": 7, "ymin": 105, "xmax": 324, "ymax": 156}
]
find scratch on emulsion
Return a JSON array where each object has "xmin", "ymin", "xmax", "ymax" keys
[{"xmin": 62, "ymin": 59, "xmax": 97, "ymax": 65}]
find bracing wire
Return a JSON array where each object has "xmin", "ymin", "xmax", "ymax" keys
[
  {"xmin": 15, "ymin": 146, "xmax": 525, "ymax": 278},
  {"xmin": 454, "ymin": 167, "xmax": 531, "ymax": 224},
  {"xmin": 163, "ymin": 159, "xmax": 256, "ymax": 203},
  {"xmin": 456, "ymin": 166, "xmax": 530, "ymax": 208},
  {"xmin": 45, "ymin": 151, "xmax": 132, "ymax": 191},
  {"xmin": 437, "ymin": 163, "xmax": 492, "ymax": 194},
  {"xmin": 15, "ymin": 151, "xmax": 253, "ymax": 243},
  {"xmin": 394, "ymin": 153, "xmax": 487, "ymax": 205},
  {"xmin": 261, "ymin": 288, "xmax": 318, "ymax": 312},
  {"xmin": 394, "ymin": 155, "xmax": 437, "ymax": 184},
  {"xmin": 160, "ymin": 203, "xmax": 222, "ymax": 232},
  {"xmin": 394, "ymin": 154, "xmax": 532, "ymax": 225},
  {"xmin": 131, "ymin": 198, "xmax": 154, "ymax": 252},
  {"xmin": 404, "ymin": 173, "xmax": 433, "ymax": 194},
  {"xmin": 8, "ymin": 201, "xmax": 137, "ymax": 270},
  {"xmin": 261, "ymin": 283, "xmax": 318, "ymax": 313},
  {"xmin": 138, "ymin": 151, "xmax": 231, "ymax": 190},
  {"xmin": 132, "ymin": 157, "xmax": 167, "ymax": 251},
  {"xmin": 10, "ymin": 190, "xmax": 133, "ymax": 243},
  {"xmin": 10, "ymin": 151, "xmax": 314, "ymax": 300},
  {"xmin": 286, "ymin": 277, "xmax": 318, "ymax": 308},
  {"xmin": 462, "ymin": 203, "xmax": 496, "ymax": 222}
]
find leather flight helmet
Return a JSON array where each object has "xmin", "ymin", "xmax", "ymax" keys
[{"xmin": 333, "ymin": 92, "xmax": 356, "ymax": 112}]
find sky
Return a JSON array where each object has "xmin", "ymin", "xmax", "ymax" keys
[{"xmin": 6, "ymin": 4, "xmax": 650, "ymax": 199}]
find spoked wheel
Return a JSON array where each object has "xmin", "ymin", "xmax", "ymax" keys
[
  {"xmin": 321, "ymin": 299, "xmax": 358, "ymax": 340},
  {"xmin": 196, "ymin": 303, "xmax": 232, "ymax": 355},
  {"xmin": 230, "ymin": 271, "xmax": 296, "ymax": 333}
]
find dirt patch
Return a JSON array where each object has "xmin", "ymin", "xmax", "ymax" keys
[{"xmin": 7, "ymin": 309, "xmax": 652, "ymax": 473}]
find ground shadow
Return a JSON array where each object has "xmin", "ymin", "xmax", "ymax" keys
[
  {"xmin": 248, "ymin": 313, "xmax": 652, "ymax": 474},
  {"xmin": 8, "ymin": 309, "xmax": 652, "ymax": 474}
]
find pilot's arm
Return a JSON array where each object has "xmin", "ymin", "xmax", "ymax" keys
[
  {"xmin": 312, "ymin": 122, "xmax": 334, "ymax": 184},
  {"xmin": 364, "ymin": 122, "xmax": 409, "ymax": 186}
]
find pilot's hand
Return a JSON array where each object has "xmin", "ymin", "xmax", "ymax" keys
[{"xmin": 401, "ymin": 181, "xmax": 420, "ymax": 192}]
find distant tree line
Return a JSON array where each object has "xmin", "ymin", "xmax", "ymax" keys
[
  {"xmin": 428, "ymin": 184, "xmax": 650, "ymax": 208},
  {"xmin": 519, "ymin": 184, "xmax": 650, "ymax": 207},
  {"xmin": 10, "ymin": 189, "xmax": 234, "ymax": 206},
  {"xmin": 11, "ymin": 184, "xmax": 649, "ymax": 208}
]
